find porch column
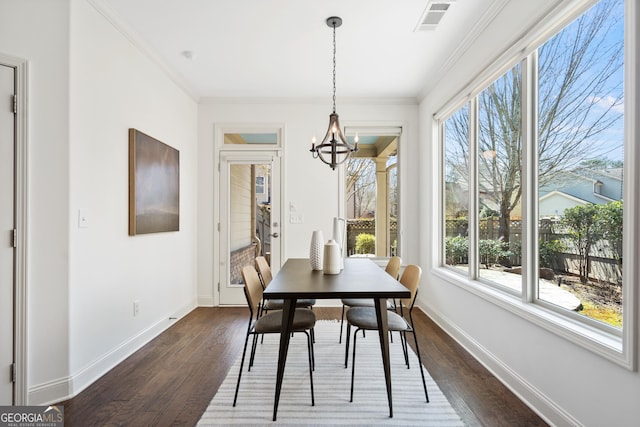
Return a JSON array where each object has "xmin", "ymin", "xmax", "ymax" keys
[{"xmin": 375, "ymin": 157, "xmax": 389, "ymax": 256}]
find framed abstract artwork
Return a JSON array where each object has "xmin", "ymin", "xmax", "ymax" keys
[{"xmin": 128, "ymin": 128, "xmax": 180, "ymax": 235}]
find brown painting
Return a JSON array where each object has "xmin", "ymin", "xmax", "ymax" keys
[{"xmin": 129, "ymin": 129, "xmax": 179, "ymax": 235}]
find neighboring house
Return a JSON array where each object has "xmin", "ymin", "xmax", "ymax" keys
[{"xmin": 539, "ymin": 167, "xmax": 623, "ymax": 217}]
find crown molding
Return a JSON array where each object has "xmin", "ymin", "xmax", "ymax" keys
[{"xmin": 198, "ymin": 96, "xmax": 418, "ymax": 106}]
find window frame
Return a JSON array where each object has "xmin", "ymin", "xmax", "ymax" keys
[{"xmin": 434, "ymin": 0, "xmax": 636, "ymax": 370}]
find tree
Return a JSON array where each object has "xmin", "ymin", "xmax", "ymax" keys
[
  {"xmin": 561, "ymin": 204, "xmax": 604, "ymax": 284},
  {"xmin": 580, "ymin": 158, "xmax": 624, "ymax": 169},
  {"xmin": 599, "ymin": 200, "xmax": 623, "ymax": 264},
  {"xmin": 346, "ymin": 158, "xmax": 376, "ymax": 218},
  {"xmin": 445, "ymin": 0, "xmax": 623, "ymax": 243}
]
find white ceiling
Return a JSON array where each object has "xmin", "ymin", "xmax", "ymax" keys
[{"xmin": 95, "ymin": 0, "xmax": 495, "ymax": 100}]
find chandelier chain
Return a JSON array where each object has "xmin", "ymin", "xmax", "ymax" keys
[{"xmin": 332, "ymin": 22, "xmax": 337, "ymax": 114}]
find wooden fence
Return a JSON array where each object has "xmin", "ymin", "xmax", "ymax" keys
[
  {"xmin": 346, "ymin": 219, "xmax": 397, "ymax": 256},
  {"xmin": 446, "ymin": 217, "xmax": 622, "ymax": 285}
]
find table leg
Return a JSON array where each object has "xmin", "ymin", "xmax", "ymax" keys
[
  {"xmin": 374, "ymin": 298, "xmax": 393, "ymax": 418},
  {"xmin": 272, "ymin": 298, "xmax": 297, "ymax": 421}
]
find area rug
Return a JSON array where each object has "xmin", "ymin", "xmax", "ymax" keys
[{"xmin": 198, "ymin": 320, "xmax": 464, "ymax": 426}]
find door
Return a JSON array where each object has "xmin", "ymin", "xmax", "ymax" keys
[
  {"xmin": 0, "ymin": 64, "xmax": 15, "ymax": 404},
  {"xmin": 219, "ymin": 151, "xmax": 281, "ymax": 305}
]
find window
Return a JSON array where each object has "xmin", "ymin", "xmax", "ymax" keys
[
  {"xmin": 255, "ymin": 176, "xmax": 265, "ymax": 194},
  {"xmin": 439, "ymin": 0, "xmax": 629, "ymax": 361},
  {"xmin": 224, "ymin": 133, "xmax": 278, "ymax": 145},
  {"xmin": 345, "ymin": 132, "xmax": 400, "ymax": 257},
  {"xmin": 477, "ymin": 65, "xmax": 523, "ymax": 292},
  {"xmin": 536, "ymin": 0, "xmax": 624, "ymax": 326},
  {"xmin": 444, "ymin": 105, "xmax": 469, "ymax": 268}
]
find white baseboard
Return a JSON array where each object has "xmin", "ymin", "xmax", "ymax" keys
[
  {"xmin": 29, "ymin": 302, "xmax": 196, "ymax": 405},
  {"xmin": 420, "ymin": 304, "xmax": 582, "ymax": 427},
  {"xmin": 198, "ymin": 294, "xmax": 215, "ymax": 307}
]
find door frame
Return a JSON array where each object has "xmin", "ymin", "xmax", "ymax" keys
[
  {"xmin": 1, "ymin": 52, "xmax": 28, "ymax": 405},
  {"xmin": 213, "ymin": 124, "xmax": 284, "ymax": 306}
]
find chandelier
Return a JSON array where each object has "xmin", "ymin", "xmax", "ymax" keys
[{"xmin": 310, "ymin": 16, "xmax": 358, "ymax": 170}]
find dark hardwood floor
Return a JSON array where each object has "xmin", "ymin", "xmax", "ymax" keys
[{"xmin": 60, "ymin": 307, "xmax": 547, "ymax": 426}]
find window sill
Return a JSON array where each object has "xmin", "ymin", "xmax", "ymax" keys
[{"xmin": 432, "ymin": 266, "xmax": 634, "ymax": 370}]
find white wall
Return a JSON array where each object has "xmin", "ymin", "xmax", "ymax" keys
[
  {"xmin": 0, "ymin": 0, "xmax": 72, "ymax": 404},
  {"xmin": 66, "ymin": 0, "xmax": 198, "ymax": 401},
  {"xmin": 197, "ymin": 100, "xmax": 419, "ymax": 306},
  {"xmin": 0, "ymin": 0, "xmax": 198, "ymax": 404},
  {"xmin": 418, "ymin": 1, "xmax": 640, "ymax": 426}
]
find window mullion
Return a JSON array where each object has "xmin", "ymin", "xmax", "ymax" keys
[
  {"xmin": 521, "ymin": 52, "xmax": 539, "ymax": 303},
  {"xmin": 468, "ymin": 98, "xmax": 479, "ymax": 279}
]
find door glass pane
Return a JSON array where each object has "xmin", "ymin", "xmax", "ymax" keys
[
  {"xmin": 229, "ymin": 163, "xmax": 272, "ymax": 285},
  {"xmin": 388, "ymin": 157, "xmax": 398, "ymax": 256},
  {"xmin": 537, "ymin": 0, "xmax": 623, "ymax": 327},
  {"xmin": 477, "ymin": 65, "xmax": 522, "ymax": 294},
  {"xmin": 443, "ymin": 105, "xmax": 470, "ymax": 271},
  {"xmin": 346, "ymin": 158, "xmax": 376, "ymax": 256}
]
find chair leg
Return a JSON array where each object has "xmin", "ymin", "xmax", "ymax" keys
[
  {"xmin": 344, "ymin": 322, "xmax": 351, "ymax": 368},
  {"xmin": 339, "ymin": 304, "xmax": 345, "ymax": 343},
  {"xmin": 349, "ymin": 328, "xmax": 360, "ymax": 402},
  {"xmin": 401, "ymin": 330, "xmax": 410, "ymax": 368},
  {"xmin": 233, "ymin": 332, "xmax": 251, "ymax": 406},
  {"xmin": 310, "ymin": 328, "xmax": 315, "ymax": 371},
  {"xmin": 410, "ymin": 330, "xmax": 429, "ymax": 403},
  {"xmin": 305, "ymin": 331, "xmax": 315, "ymax": 406},
  {"xmin": 248, "ymin": 333, "xmax": 260, "ymax": 370}
]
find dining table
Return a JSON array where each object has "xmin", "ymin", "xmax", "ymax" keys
[{"xmin": 263, "ymin": 257, "xmax": 411, "ymax": 421}]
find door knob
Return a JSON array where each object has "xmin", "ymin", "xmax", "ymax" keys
[{"xmin": 270, "ymin": 232, "xmax": 279, "ymax": 238}]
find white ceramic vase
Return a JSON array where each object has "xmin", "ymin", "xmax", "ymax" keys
[
  {"xmin": 332, "ymin": 217, "xmax": 346, "ymax": 269},
  {"xmin": 323, "ymin": 239, "xmax": 341, "ymax": 275},
  {"xmin": 309, "ymin": 230, "xmax": 324, "ymax": 270}
]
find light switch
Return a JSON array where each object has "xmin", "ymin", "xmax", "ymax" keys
[{"xmin": 290, "ymin": 213, "xmax": 304, "ymax": 224}]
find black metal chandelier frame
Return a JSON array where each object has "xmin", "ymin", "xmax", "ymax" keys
[{"xmin": 310, "ymin": 16, "xmax": 358, "ymax": 170}]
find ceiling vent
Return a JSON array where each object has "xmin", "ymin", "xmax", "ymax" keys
[{"xmin": 415, "ymin": 1, "xmax": 456, "ymax": 31}]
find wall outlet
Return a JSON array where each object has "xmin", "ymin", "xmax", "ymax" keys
[
  {"xmin": 133, "ymin": 300, "xmax": 140, "ymax": 317},
  {"xmin": 78, "ymin": 209, "xmax": 89, "ymax": 228}
]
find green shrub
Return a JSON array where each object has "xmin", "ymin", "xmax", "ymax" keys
[
  {"xmin": 355, "ymin": 233, "xmax": 376, "ymax": 254},
  {"xmin": 445, "ymin": 236, "xmax": 469, "ymax": 265},
  {"xmin": 478, "ymin": 239, "xmax": 512, "ymax": 267},
  {"xmin": 539, "ymin": 239, "xmax": 566, "ymax": 269}
]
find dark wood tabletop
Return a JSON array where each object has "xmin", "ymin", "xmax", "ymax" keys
[{"xmin": 264, "ymin": 258, "xmax": 410, "ymax": 300}]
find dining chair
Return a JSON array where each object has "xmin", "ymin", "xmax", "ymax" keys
[
  {"xmin": 338, "ymin": 256, "xmax": 401, "ymax": 344},
  {"xmin": 344, "ymin": 264, "xmax": 429, "ymax": 403},
  {"xmin": 255, "ymin": 256, "xmax": 316, "ymax": 311},
  {"xmin": 233, "ymin": 265, "xmax": 316, "ymax": 407}
]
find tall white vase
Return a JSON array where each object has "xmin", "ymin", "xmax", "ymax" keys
[
  {"xmin": 332, "ymin": 217, "xmax": 346, "ymax": 269},
  {"xmin": 323, "ymin": 240, "xmax": 341, "ymax": 274},
  {"xmin": 309, "ymin": 230, "xmax": 324, "ymax": 270}
]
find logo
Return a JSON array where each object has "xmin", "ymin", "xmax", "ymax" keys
[{"xmin": 0, "ymin": 405, "xmax": 64, "ymax": 427}]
